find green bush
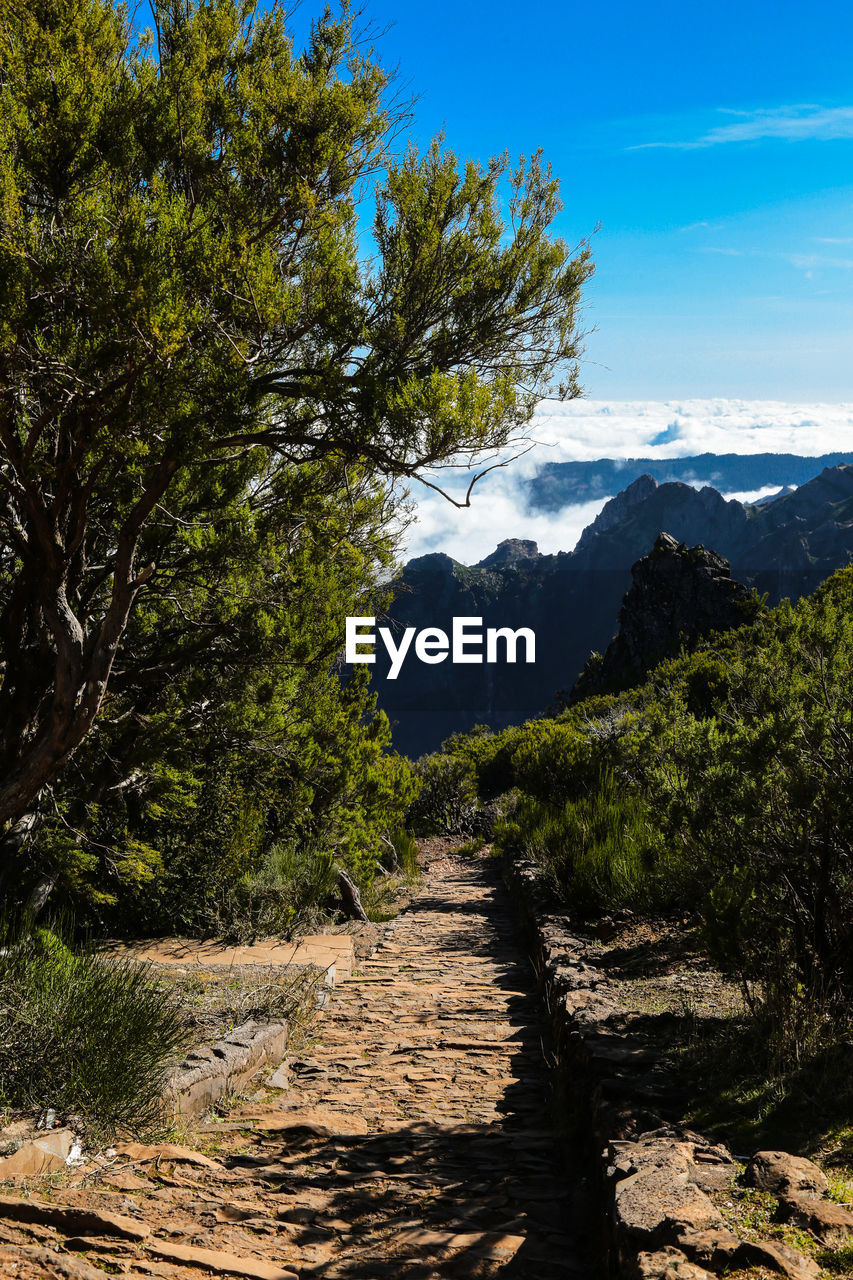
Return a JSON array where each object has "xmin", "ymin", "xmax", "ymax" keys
[
  {"xmin": 213, "ymin": 842, "xmax": 338, "ymax": 942},
  {"xmin": 496, "ymin": 769, "xmax": 669, "ymax": 912},
  {"xmin": 0, "ymin": 930, "xmax": 186, "ymax": 1135},
  {"xmin": 406, "ymin": 754, "xmax": 479, "ymax": 835},
  {"xmin": 386, "ymin": 829, "xmax": 420, "ymax": 878},
  {"xmin": 638, "ymin": 579, "xmax": 853, "ymax": 1057},
  {"xmin": 482, "ymin": 567, "xmax": 853, "ymax": 1064}
]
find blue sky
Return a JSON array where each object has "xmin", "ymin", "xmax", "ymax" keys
[{"xmin": 290, "ymin": 0, "xmax": 853, "ymax": 400}]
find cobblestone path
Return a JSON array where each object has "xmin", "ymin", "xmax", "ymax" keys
[{"xmin": 0, "ymin": 856, "xmax": 596, "ymax": 1279}]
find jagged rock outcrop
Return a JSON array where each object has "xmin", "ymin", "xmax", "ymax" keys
[
  {"xmin": 367, "ymin": 464, "xmax": 853, "ymax": 756},
  {"xmin": 571, "ymin": 533, "xmax": 759, "ymax": 701},
  {"xmin": 475, "ymin": 538, "xmax": 539, "ymax": 568}
]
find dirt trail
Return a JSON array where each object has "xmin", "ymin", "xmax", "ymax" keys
[{"xmin": 0, "ymin": 856, "xmax": 597, "ymax": 1279}]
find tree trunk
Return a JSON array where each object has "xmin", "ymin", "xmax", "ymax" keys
[{"xmin": 336, "ymin": 868, "xmax": 368, "ymax": 922}]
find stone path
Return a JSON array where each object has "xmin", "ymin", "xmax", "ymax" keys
[{"xmin": 0, "ymin": 855, "xmax": 596, "ymax": 1279}]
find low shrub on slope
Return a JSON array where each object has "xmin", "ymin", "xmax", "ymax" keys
[{"xmin": 431, "ymin": 566, "xmax": 853, "ymax": 1064}]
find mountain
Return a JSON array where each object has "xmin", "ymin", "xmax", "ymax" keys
[
  {"xmin": 369, "ymin": 464, "xmax": 853, "ymax": 756},
  {"xmin": 526, "ymin": 451, "xmax": 853, "ymax": 511},
  {"xmin": 571, "ymin": 533, "xmax": 759, "ymax": 702}
]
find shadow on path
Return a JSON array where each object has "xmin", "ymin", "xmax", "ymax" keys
[{"xmin": 223, "ymin": 857, "xmax": 599, "ymax": 1279}]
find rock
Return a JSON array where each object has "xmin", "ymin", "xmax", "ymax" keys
[
  {"xmin": 595, "ymin": 917, "xmax": 619, "ymax": 943},
  {"xmin": 744, "ymin": 1150, "xmax": 829, "ymax": 1198},
  {"xmin": 476, "ymin": 538, "xmax": 539, "ymax": 568},
  {"xmin": 686, "ymin": 1146, "xmax": 736, "ymax": 1193},
  {"xmin": 244, "ymin": 1106, "xmax": 369, "ymax": 1137},
  {"xmin": 0, "ymin": 1194, "xmax": 149, "ymax": 1240},
  {"xmin": 635, "ymin": 1247, "xmax": 716, "ymax": 1279},
  {"xmin": 113, "ymin": 1141, "xmax": 222, "ymax": 1168},
  {"xmin": 0, "ymin": 1127, "xmax": 76, "ymax": 1179},
  {"xmin": 777, "ymin": 1193, "xmax": 853, "ymax": 1244},
  {"xmin": 267, "ymin": 1063, "xmax": 290, "ymax": 1089},
  {"xmin": 572, "ymin": 532, "xmax": 758, "ymax": 701},
  {"xmin": 733, "ymin": 1238, "xmax": 821, "ymax": 1278},
  {"xmin": 675, "ymin": 1225, "xmax": 742, "ymax": 1269},
  {"xmin": 146, "ymin": 1239, "xmax": 297, "ymax": 1279},
  {"xmin": 611, "ymin": 1139, "xmax": 725, "ymax": 1245},
  {"xmin": 0, "ymin": 1244, "xmax": 107, "ymax": 1279},
  {"xmin": 101, "ymin": 1169, "xmax": 152, "ymax": 1191},
  {"xmin": 164, "ymin": 1020, "xmax": 289, "ymax": 1117}
]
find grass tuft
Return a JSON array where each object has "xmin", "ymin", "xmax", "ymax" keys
[{"xmin": 0, "ymin": 928, "xmax": 187, "ymax": 1138}]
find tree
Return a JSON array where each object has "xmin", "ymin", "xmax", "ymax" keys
[
  {"xmin": 0, "ymin": 0, "xmax": 593, "ymax": 833},
  {"xmin": 2, "ymin": 463, "xmax": 410, "ymax": 912}
]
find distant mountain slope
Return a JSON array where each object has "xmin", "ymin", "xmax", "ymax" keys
[
  {"xmin": 526, "ymin": 451, "xmax": 853, "ymax": 511},
  {"xmin": 370, "ymin": 464, "xmax": 853, "ymax": 756}
]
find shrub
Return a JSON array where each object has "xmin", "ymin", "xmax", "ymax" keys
[
  {"xmin": 496, "ymin": 769, "xmax": 669, "ymax": 912},
  {"xmin": 640, "ymin": 588, "xmax": 853, "ymax": 1056},
  {"xmin": 454, "ymin": 835, "xmax": 486, "ymax": 857},
  {"xmin": 219, "ymin": 842, "xmax": 339, "ymax": 942},
  {"xmin": 406, "ymin": 754, "xmax": 479, "ymax": 835},
  {"xmin": 386, "ymin": 829, "xmax": 420, "ymax": 878},
  {"xmin": 0, "ymin": 930, "xmax": 186, "ymax": 1136}
]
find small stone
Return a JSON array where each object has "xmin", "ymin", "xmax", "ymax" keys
[
  {"xmin": 0, "ymin": 1127, "xmax": 76, "ymax": 1179},
  {"xmin": 114, "ymin": 1141, "xmax": 222, "ymax": 1168},
  {"xmin": 636, "ymin": 1247, "xmax": 716, "ymax": 1279},
  {"xmin": 267, "ymin": 1063, "xmax": 290, "ymax": 1089},
  {"xmin": 675, "ymin": 1225, "xmax": 741, "ymax": 1269}
]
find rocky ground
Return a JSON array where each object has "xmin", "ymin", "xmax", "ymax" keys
[{"xmin": 0, "ymin": 853, "xmax": 595, "ymax": 1279}]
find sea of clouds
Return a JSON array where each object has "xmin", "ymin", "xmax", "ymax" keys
[{"xmin": 403, "ymin": 398, "xmax": 853, "ymax": 564}]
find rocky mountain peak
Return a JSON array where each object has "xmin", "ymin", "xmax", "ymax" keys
[
  {"xmin": 571, "ymin": 531, "xmax": 759, "ymax": 702},
  {"xmin": 476, "ymin": 539, "xmax": 540, "ymax": 568},
  {"xmin": 574, "ymin": 474, "xmax": 658, "ymax": 547}
]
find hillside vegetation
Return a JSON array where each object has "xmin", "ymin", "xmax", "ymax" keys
[{"xmin": 416, "ymin": 566, "xmax": 853, "ymax": 1070}]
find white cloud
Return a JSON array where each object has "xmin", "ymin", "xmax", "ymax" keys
[
  {"xmin": 402, "ymin": 398, "xmax": 853, "ymax": 563},
  {"xmin": 786, "ymin": 252, "xmax": 853, "ymax": 271},
  {"xmin": 726, "ymin": 485, "xmax": 788, "ymax": 504},
  {"xmin": 634, "ymin": 104, "xmax": 853, "ymax": 151}
]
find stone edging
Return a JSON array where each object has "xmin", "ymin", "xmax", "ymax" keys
[
  {"xmin": 504, "ymin": 855, "xmax": 835, "ymax": 1280},
  {"xmin": 164, "ymin": 1019, "xmax": 289, "ymax": 1118}
]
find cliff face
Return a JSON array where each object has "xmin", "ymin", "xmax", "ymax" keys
[
  {"xmin": 571, "ymin": 533, "xmax": 758, "ymax": 701},
  {"xmin": 369, "ymin": 464, "xmax": 853, "ymax": 756},
  {"xmin": 572, "ymin": 476, "xmax": 751, "ymax": 569}
]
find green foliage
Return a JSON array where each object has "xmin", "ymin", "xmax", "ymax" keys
[
  {"xmin": 0, "ymin": 928, "xmax": 186, "ymax": 1135},
  {"xmin": 496, "ymin": 770, "xmax": 666, "ymax": 911},
  {"xmin": 406, "ymin": 754, "xmax": 479, "ymax": 836},
  {"xmin": 635, "ymin": 576, "xmax": 853, "ymax": 1054},
  {"xmin": 387, "ymin": 830, "xmax": 420, "ymax": 878},
  {"xmin": 223, "ymin": 843, "xmax": 338, "ymax": 943},
  {"xmin": 0, "ymin": 0, "xmax": 593, "ymax": 834},
  {"xmin": 453, "ymin": 836, "xmax": 486, "ymax": 857},
  {"xmin": 443, "ymin": 567, "xmax": 853, "ymax": 1065},
  {"xmin": 89, "ymin": 667, "xmax": 417, "ymax": 936}
]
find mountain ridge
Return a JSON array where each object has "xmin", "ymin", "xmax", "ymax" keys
[
  {"xmin": 370, "ymin": 463, "xmax": 853, "ymax": 756},
  {"xmin": 526, "ymin": 451, "xmax": 853, "ymax": 511}
]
